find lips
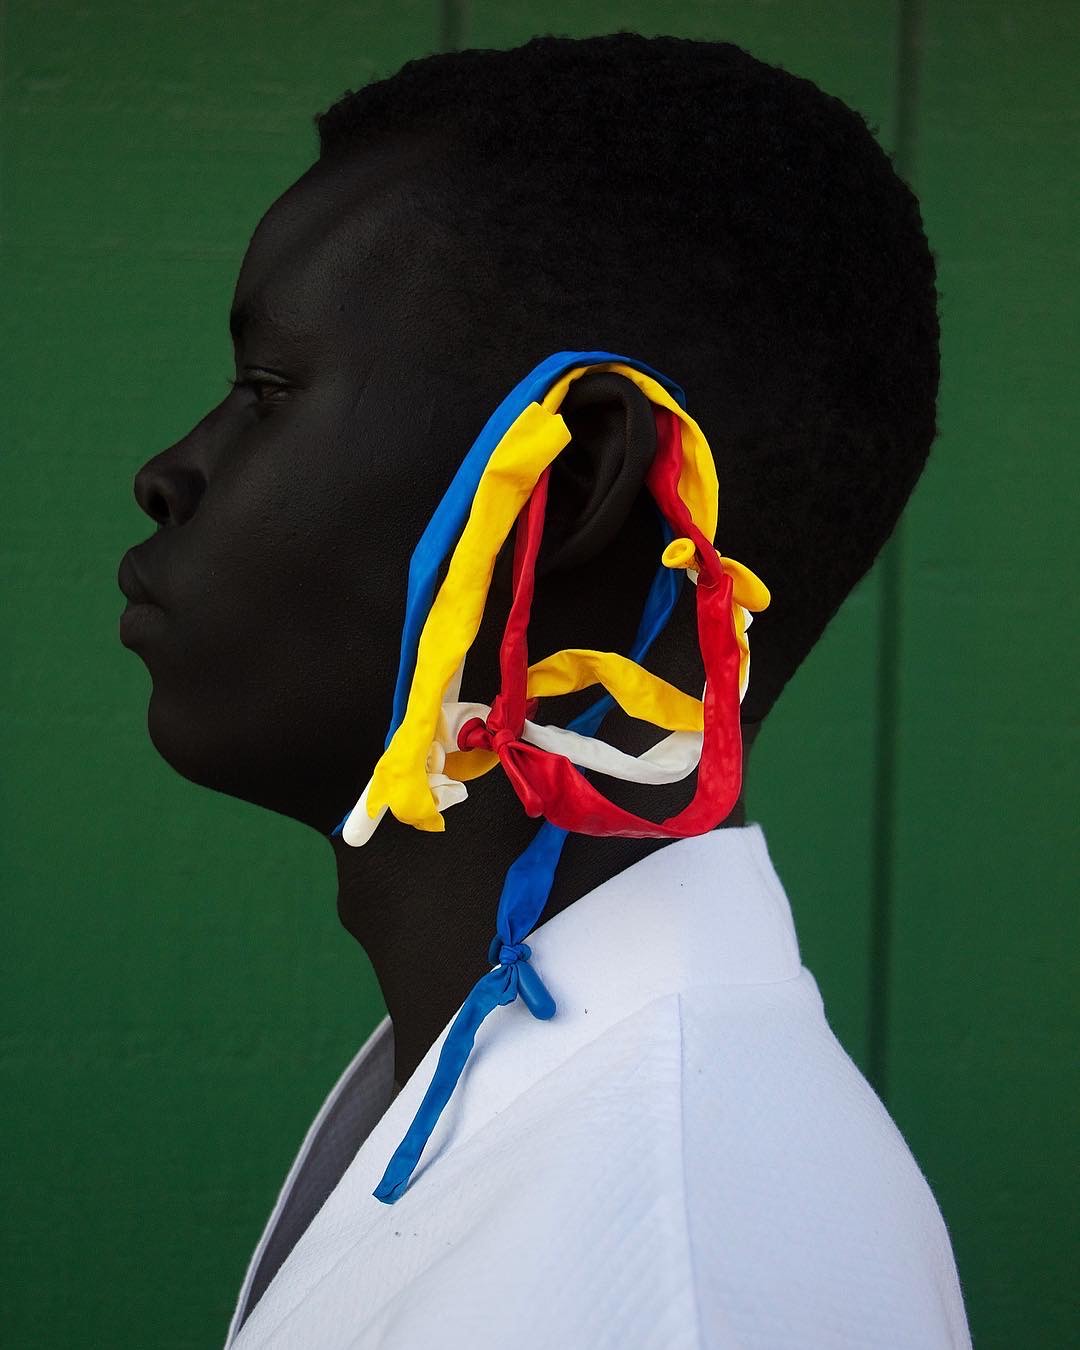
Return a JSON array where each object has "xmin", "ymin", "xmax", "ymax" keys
[{"xmin": 117, "ymin": 549, "xmax": 159, "ymax": 607}]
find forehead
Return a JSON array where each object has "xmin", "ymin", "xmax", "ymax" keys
[{"xmin": 230, "ymin": 131, "xmax": 458, "ymax": 347}]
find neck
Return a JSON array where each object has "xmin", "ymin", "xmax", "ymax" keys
[{"xmin": 331, "ymin": 726, "xmax": 757, "ymax": 1090}]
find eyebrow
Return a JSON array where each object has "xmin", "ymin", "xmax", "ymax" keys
[
  {"xmin": 230, "ymin": 292, "xmax": 294, "ymax": 349},
  {"xmin": 229, "ymin": 296, "xmax": 255, "ymax": 344}
]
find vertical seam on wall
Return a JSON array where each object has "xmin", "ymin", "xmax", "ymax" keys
[
  {"xmin": 440, "ymin": 0, "xmax": 468, "ymax": 52},
  {"xmin": 868, "ymin": 0, "xmax": 925, "ymax": 1102},
  {"xmin": 0, "ymin": 0, "xmax": 8, "ymax": 246}
]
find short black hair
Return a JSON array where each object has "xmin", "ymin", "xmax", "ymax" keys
[{"xmin": 314, "ymin": 31, "xmax": 940, "ymax": 724}]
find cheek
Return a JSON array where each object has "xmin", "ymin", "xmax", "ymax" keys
[
  {"xmin": 207, "ymin": 437, "xmax": 420, "ymax": 684},
  {"xmin": 186, "ymin": 390, "xmax": 464, "ymax": 715}
]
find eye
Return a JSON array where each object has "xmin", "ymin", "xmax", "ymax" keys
[{"xmin": 226, "ymin": 375, "xmax": 290, "ymax": 404}]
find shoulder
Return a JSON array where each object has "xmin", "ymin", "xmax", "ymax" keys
[
  {"xmin": 476, "ymin": 972, "xmax": 970, "ymax": 1348},
  {"xmin": 676, "ymin": 970, "xmax": 972, "ymax": 1348},
  {"xmin": 243, "ymin": 978, "xmax": 970, "ymax": 1350}
]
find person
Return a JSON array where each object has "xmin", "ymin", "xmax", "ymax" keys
[{"xmin": 117, "ymin": 31, "xmax": 972, "ymax": 1350}]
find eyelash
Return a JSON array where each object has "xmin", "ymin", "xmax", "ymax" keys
[{"xmin": 226, "ymin": 376, "xmax": 289, "ymax": 404}]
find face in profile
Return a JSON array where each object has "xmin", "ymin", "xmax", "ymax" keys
[{"xmin": 118, "ymin": 134, "xmax": 494, "ymax": 833}]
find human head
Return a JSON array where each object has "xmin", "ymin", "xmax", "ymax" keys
[{"xmin": 120, "ymin": 32, "xmax": 939, "ymax": 834}]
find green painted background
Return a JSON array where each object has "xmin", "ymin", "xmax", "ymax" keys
[{"xmin": 2, "ymin": 3, "xmax": 1076, "ymax": 1346}]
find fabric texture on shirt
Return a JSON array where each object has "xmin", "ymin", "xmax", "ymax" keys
[{"xmin": 224, "ymin": 824, "xmax": 973, "ymax": 1350}]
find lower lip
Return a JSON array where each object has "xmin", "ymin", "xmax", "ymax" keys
[{"xmin": 119, "ymin": 602, "xmax": 165, "ymax": 645}]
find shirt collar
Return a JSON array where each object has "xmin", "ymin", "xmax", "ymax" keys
[
  {"xmin": 528, "ymin": 819, "xmax": 801, "ymax": 1002},
  {"xmin": 353, "ymin": 821, "xmax": 802, "ymax": 1195}
]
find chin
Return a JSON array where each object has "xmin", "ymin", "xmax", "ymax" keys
[
  {"xmin": 146, "ymin": 684, "xmax": 252, "ymax": 799},
  {"xmin": 143, "ymin": 682, "xmax": 375, "ymax": 834}
]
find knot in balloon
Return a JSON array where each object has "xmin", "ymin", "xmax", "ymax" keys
[
  {"xmin": 489, "ymin": 937, "xmax": 532, "ymax": 966},
  {"xmin": 457, "ymin": 716, "xmax": 495, "ymax": 753},
  {"xmin": 456, "ymin": 713, "xmax": 522, "ymax": 757},
  {"xmin": 486, "ymin": 936, "xmax": 556, "ymax": 1021},
  {"xmin": 492, "ymin": 727, "xmax": 518, "ymax": 754}
]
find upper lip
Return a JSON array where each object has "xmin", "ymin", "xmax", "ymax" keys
[{"xmin": 118, "ymin": 549, "xmax": 158, "ymax": 606}]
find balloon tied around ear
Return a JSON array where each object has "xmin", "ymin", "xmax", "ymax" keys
[{"xmin": 340, "ymin": 361, "xmax": 770, "ymax": 848}]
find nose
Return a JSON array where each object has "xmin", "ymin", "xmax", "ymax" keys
[{"xmin": 133, "ymin": 453, "xmax": 206, "ymax": 528}]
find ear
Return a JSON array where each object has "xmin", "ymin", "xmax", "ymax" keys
[{"xmin": 537, "ymin": 370, "xmax": 657, "ymax": 577}]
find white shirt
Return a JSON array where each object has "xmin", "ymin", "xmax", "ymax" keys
[{"xmin": 225, "ymin": 824, "xmax": 972, "ymax": 1349}]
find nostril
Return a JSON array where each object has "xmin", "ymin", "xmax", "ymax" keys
[
  {"xmin": 147, "ymin": 488, "xmax": 170, "ymax": 525},
  {"xmin": 133, "ymin": 464, "xmax": 206, "ymax": 528}
]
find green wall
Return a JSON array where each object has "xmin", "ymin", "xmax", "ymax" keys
[{"xmin": 2, "ymin": 3, "xmax": 1075, "ymax": 1346}]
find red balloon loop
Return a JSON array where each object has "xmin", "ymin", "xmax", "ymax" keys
[{"xmin": 456, "ymin": 403, "xmax": 744, "ymax": 840}]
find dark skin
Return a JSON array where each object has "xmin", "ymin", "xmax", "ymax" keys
[{"xmin": 119, "ymin": 130, "xmax": 760, "ymax": 1092}]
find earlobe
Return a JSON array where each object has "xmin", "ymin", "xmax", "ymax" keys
[{"xmin": 537, "ymin": 370, "xmax": 658, "ymax": 577}]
